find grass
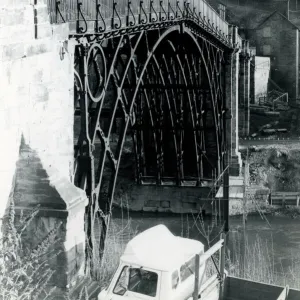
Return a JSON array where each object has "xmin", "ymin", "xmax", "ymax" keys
[
  {"xmin": 0, "ymin": 198, "xmax": 61, "ymax": 300},
  {"xmin": 95, "ymin": 217, "xmax": 138, "ymax": 289},
  {"xmin": 263, "ymin": 205, "xmax": 300, "ymax": 219},
  {"xmin": 227, "ymin": 232, "xmax": 300, "ymax": 290}
]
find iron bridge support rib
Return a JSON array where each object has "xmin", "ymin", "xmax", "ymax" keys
[{"xmin": 73, "ymin": 24, "xmax": 230, "ymax": 275}]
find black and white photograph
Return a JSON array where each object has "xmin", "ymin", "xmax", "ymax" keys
[{"xmin": 1, "ymin": 0, "xmax": 300, "ymax": 299}]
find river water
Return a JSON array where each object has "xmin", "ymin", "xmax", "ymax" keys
[{"xmin": 111, "ymin": 208, "xmax": 300, "ymax": 288}]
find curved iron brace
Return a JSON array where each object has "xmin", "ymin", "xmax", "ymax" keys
[
  {"xmin": 184, "ymin": 50, "xmax": 219, "ymax": 181},
  {"xmin": 165, "ymin": 40, "xmax": 199, "ymax": 180},
  {"xmin": 89, "ymin": 26, "xmax": 181, "ymax": 212},
  {"xmin": 184, "ymin": 31, "xmax": 223, "ymax": 176},
  {"xmin": 87, "ymin": 30, "xmax": 170, "ymax": 229},
  {"xmin": 86, "ymin": 44, "xmax": 107, "ymax": 103},
  {"xmin": 161, "ymin": 52, "xmax": 186, "ymax": 181},
  {"xmin": 147, "ymin": 62, "xmax": 164, "ymax": 182},
  {"xmin": 161, "ymin": 54, "xmax": 178, "ymax": 115},
  {"xmin": 207, "ymin": 48, "xmax": 226, "ymax": 171},
  {"xmin": 204, "ymin": 43, "xmax": 224, "ymax": 139},
  {"xmin": 90, "ymin": 34, "xmax": 144, "ymax": 206},
  {"xmin": 75, "ymin": 26, "xmax": 228, "ymax": 274},
  {"xmin": 178, "ymin": 50, "xmax": 203, "ymax": 181},
  {"xmin": 73, "ymin": 70, "xmax": 84, "ymax": 180},
  {"xmin": 129, "ymin": 56, "xmax": 160, "ymax": 183},
  {"xmin": 154, "ymin": 53, "xmax": 183, "ymax": 183},
  {"xmin": 90, "ymin": 36, "xmax": 127, "ymax": 144}
]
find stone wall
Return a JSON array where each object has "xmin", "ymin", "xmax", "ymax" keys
[
  {"xmin": 0, "ymin": 0, "xmax": 73, "ymax": 219},
  {"xmin": 224, "ymin": 26, "xmax": 242, "ymax": 176},
  {"xmin": 114, "ymin": 184, "xmax": 215, "ymax": 214},
  {"xmin": 252, "ymin": 56, "xmax": 270, "ymax": 104},
  {"xmin": 238, "ymin": 50, "xmax": 251, "ymax": 138},
  {"xmin": 0, "ymin": 0, "xmax": 87, "ymax": 296}
]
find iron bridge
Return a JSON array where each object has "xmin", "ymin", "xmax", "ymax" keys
[{"xmin": 48, "ymin": 0, "xmax": 242, "ymax": 275}]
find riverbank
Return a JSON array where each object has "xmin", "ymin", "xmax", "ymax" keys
[{"xmin": 262, "ymin": 205, "xmax": 300, "ymax": 219}]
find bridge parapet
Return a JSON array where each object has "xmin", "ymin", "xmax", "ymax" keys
[{"xmin": 47, "ymin": 0, "xmax": 238, "ymax": 46}]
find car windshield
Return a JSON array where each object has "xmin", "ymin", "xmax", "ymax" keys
[{"xmin": 113, "ymin": 266, "xmax": 158, "ymax": 297}]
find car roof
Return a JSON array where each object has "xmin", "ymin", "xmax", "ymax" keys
[{"xmin": 120, "ymin": 224, "xmax": 204, "ymax": 272}]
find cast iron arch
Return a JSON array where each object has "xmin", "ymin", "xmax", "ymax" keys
[{"xmin": 73, "ymin": 25, "xmax": 227, "ymax": 275}]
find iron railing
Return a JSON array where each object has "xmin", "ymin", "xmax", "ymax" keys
[{"xmin": 47, "ymin": 0, "xmax": 235, "ymax": 45}]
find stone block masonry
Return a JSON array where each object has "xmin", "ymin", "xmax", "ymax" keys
[
  {"xmin": 0, "ymin": 0, "xmax": 87, "ymax": 297},
  {"xmin": 114, "ymin": 184, "xmax": 215, "ymax": 214}
]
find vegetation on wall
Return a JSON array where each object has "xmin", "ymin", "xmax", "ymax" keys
[
  {"xmin": 0, "ymin": 199, "xmax": 60, "ymax": 300},
  {"xmin": 241, "ymin": 146, "xmax": 300, "ymax": 192}
]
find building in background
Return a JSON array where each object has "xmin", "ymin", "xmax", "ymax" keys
[{"xmin": 209, "ymin": 0, "xmax": 300, "ymax": 104}]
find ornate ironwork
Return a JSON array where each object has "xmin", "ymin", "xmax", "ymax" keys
[
  {"xmin": 176, "ymin": 0, "xmax": 184, "ymax": 18},
  {"xmin": 47, "ymin": 0, "xmax": 233, "ymax": 47},
  {"xmin": 95, "ymin": 2, "xmax": 106, "ymax": 33},
  {"xmin": 56, "ymin": 0, "xmax": 65, "ymax": 23},
  {"xmin": 127, "ymin": 1, "xmax": 136, "ymax": 27},
  {"xmin": 74, "ymin": 24, "xmax": 227, "ymax": 275},
  {"xmin": 139, "ymin": 1, "xmax": 148, "ymax": 25},
  {"xmin": 168, "ymin": 0, "xmax": 176, "ymax": 20},
  {"xmin": 159, "ymin": 1, "xmax": 167, "ymax": 22},
  {"xmin": 76, "ymin": 1, "xmax": 88, "ymax": 34},
  {"xmin": 150, "ymin": 0, "xmax": 159, "ymax": 23},
  {"xmin": 112, "ymin": 1, "xmax": 122, "ymax": 29}
]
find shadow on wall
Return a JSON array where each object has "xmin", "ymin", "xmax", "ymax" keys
[{"xmin": 2, "ymin": 135, "xmax": 88, "ymax": 299}]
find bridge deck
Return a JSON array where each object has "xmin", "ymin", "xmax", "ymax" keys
[{"xmin": 47, "ymin": 0, "xmax": 242, "ymax": 47}]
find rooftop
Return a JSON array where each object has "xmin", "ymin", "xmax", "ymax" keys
[{"xmin": 120, "ymin": 225, "xmax": 204, "ymax": 271}]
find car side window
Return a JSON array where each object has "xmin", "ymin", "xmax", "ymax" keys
[
  {"xmin": 171, "ymin": 270, "xmax": 179, "ymax": 289},
  {"xmin": 113, "ymin": 266, "xmax": 129, "ymax": 296},
  {"xmin": 180, "ymin": 256, "xmax": 196, "ymax": 282}
]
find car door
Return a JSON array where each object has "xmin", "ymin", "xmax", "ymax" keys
[
  {"xmin": 110, "ymin": 266, "xmax": 161, "ymax": 300},
  {"xmin": 125, "ymin": 267, "xmax": 161, "ymax": 300}
]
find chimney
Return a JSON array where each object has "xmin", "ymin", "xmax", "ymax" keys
[
  {"xmin": 286, "ymin": 0, "xmax": 290, "ymax": 20},
  {"xmin": 277, "ymin": 0, "xmax": 290, "ymax": 19}
]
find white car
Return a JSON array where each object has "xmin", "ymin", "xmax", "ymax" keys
[{"xmin": 98, "ymin": 224, "xmax": 209, "ymax": 300}]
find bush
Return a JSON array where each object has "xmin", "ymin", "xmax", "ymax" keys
[{"xmin": 0, "ymin": 198, "xmax": 61, "ymax": 300}]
